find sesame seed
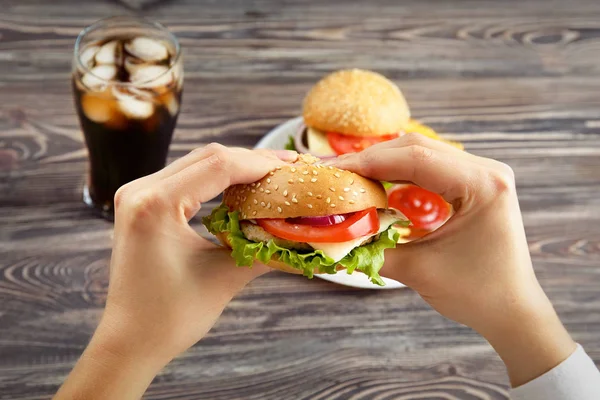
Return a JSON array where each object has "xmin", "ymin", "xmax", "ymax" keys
[
  {"xmin": 303, "ymin": 170, "xmax": 309, "ymax": 175},
  {"xmin": 265, "ymin": 189, "xmax": 271, "ymax": 194},
  {"xmin": 326, "ymin": 197, "xmax": 331, "ymax": 204},
  {"xmin": 311, "ymin": 178, "xmax": 317, "ymax": 183},
  {"xmin": 292, "ymin": 198, "xmax": 298, "ymax": 203},
  {"xmin": 353, "ymin": 191, "xmax": 358, "ymax": 196},
  {"xmin": 253, "ymin": 199, "xmax": 258, "ymax": 205},
  {"xmin": 259, "ymin": 188, "xmax": 264, "ymax": 192},
  {"xmin": 328, "ymin": 166, "xmax": 333, "ymax": 170},
  {"xmin": 350, "ymin": 179, "xmax": 354, "ymax": 185},
  {"xmin": 277, "ymin": 207, "xmax": 282, "ymax": 213},
  {"xmin": 242, "ymin": 196, "xmax": 247, "ymax": 201},
  {"xmin": 283, "ymin": 190, "xmax": 288, "ymax": 197},
  {"xmin": 330, "ymin": 204, "xmax": 336, "ymax": 208},
  {"xmin": 312, "ymin": 170, "xmax": 318, "ymax": 175},
  {"xmin": 247, "ymin": 205, "xmax": 251, "ymax": 209},
  {"xmin": 307, "ymin": 192, "xmax": 313, "ymax": 197},
  {"xmin": 316, "ymin": 195, "xmax": 322, "ymax": 199},
  {"xmin": 256, "ymin": 182, "xmax": 261, "ymax": 188},
  {"xmin": 307, "ymin": 204, "xmax": 313, "ymax": 209},
  {"xmin": 344, "ymin": 188, "xmax": 350, "ymax": 192},
  {"xmin": 339, "ymin": 196, "xmax": 344, "ymax": 201},
  {"xmin": 261, "ymin": 201, "xmax": 266, "ymax": 207},
  {"xmin": 269, "ymin": 171, "xmax": 275, "ymax": 176},
  {"xmin": 251, "ymin": 183, "xmax": 256, "ymax": 187},
  {"xmin": 242, "ymin": 213, "xmax": 247, "ymax": 218},
  {"xmin": 288, "ymin": 179, "xmax": 294, "ymax": 184},
  {"xmin": 299, "ymin": 178, "xmax": 305, "ymax": 183},
  {"xmin": 275, "ymin": 166, "xmax": 282, "ymax": 170},
  {"xmin": 252, "ymin": 210, "xmax": 257, "ymax": 216},
  {"xmin": 267, "ymin": 178, "xmax": 271, "ymax": 184},
  {"xmin": 267, "ymin": 202, "xmax": 271, "ymax": 209},
  {"xmin": 334, "ymin": 173, "xmax": 341, "ymax": 178},
  {"xmin": 360, "ymin": 188, "xmax": 366, "ymax": 193},
  {"xmin": 349, "ymin": 200, "xmax": 355, "ymax": 204},
  {"xmin": 274, "ymin": 184, "xmax": 279, "ymax": 190},
  {"xmin": 329, "ymin": 187, "xmax": 335, "ymax": 192},
  {"xmin": 291, "ymin": 167, "xmax": 296, "ymax": 172},
  {"xmin": 285, "ymin": 201, "xmax": 291, "ymax": 206}
]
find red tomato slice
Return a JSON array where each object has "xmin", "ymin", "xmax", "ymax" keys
[
  {"xmin": 388, "ymin": 185, "xmax": 450, "ymax": 234},
  {"xmin": 257, "ymin": 208, "xmax": 379, "ymax": 243},
  {"xmin": 327, "ymin": 132, "xmax": 398, "ymax": 155}
]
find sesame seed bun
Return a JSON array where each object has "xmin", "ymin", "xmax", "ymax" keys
[
  {"xmin": 215, "ymin": 232, "xmax": 346, "ymax": 275},
  {"xmin": 302, "ymin": 69, "xmax": 411, "ymax": 137},
  {"xmin": 223, "ymin": 154, "xmax": 387, "ymax": 219}
]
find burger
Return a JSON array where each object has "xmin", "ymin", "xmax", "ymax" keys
[
  {"xmin": 287, "ymin": 68, "xmax": 462, "ymax": 156},
  {"xmin": 202, "ymin": 154, "xmax": 409, "ymax": 286}
]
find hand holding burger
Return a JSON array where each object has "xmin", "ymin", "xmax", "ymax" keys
[
  {"xmin": 54, "ymin": 145, "xmax": 295, "ymax": 399},
  {"xmin": 330, "ymin": 134, "xmax": 576, "ymax": 388}
]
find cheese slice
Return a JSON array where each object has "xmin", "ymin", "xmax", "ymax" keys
[
  {"xmin": 306, "ymin": 127, "xmax": 336, "ymax": 156},
  {"xmin": 308, "ymin": 209, "xmax": 407, "ymax": 262}
]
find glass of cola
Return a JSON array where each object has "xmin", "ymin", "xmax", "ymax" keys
[{"xmin": 72, "ymin": 16, "xmax": 183, "ymax": 219}]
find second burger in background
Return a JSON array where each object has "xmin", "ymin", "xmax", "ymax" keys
[{"xmin": 289, "ymin": 69, "xmax": 462, "ymax": 157}]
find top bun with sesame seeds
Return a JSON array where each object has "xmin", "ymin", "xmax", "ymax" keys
[
  {"xmin": 302, "ymin": 69, "xmax": 411, "ymax": 137},
  {"xmin": 222, "ymin": 154, "xmax": 387, "ymax": 220}
]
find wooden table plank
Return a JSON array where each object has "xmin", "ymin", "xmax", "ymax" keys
[{"xmin": 1, "ymin": 0, "xmax": 600, "ymax": 398}]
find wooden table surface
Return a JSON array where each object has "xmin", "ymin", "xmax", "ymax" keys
[{"xmin": 2, "ymin": 0, "xmax": 600, "ymax": 399}]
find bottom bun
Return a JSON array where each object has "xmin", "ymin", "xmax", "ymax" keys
[{"xmin": 216, "ymin": 232, "xmax": 344, "ymax": 275}]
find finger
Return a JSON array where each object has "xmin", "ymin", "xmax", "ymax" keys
[
  {"xmin": 151, "ymin": 145, "xmax": 222, "ymax": 180},
  {"xmin": 157, "ymin": 146, "xmax": 297, "ymax": 181},
  {"xmin": 374, "ymin": 133, "xmax": 467, "ymax": 156},
  {"xmin": 378, "ymin": 241, "xmax": 429, "ymax": 290},
  {"xmin": 254, "ymin": 149, "xmax": 298, "ymax": 162},
  {"xmin": 331, "ymin": 134, "xmax": 500, "ymax": 172},
  {"xmin": 332, "ymin": 145, "xmax": 483, "ymax": 208},
  {"xmin": 163, "ymin": 145, "xmax": 285, "ymax": 218},
  {"xmin": 395, "ymin": 134, "xmax": 513, "ymax": 172},
  {"xmin": 155, "ymin": 145, "xmax": 259, "ymax": 180},
  {"xmin": 113, "ymin": 144, "xmax": 233, "ymax": 208}
]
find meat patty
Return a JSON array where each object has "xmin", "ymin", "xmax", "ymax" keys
[{"xmin": 240, "ymin": 221, "xmax": 314, "ymax": 251}]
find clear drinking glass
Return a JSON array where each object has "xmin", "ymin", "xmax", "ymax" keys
[{"xmin": 72, "ymin": 16, "xmax": 183, "ymax": 219}]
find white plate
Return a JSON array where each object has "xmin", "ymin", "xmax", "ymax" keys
[{"xmin": 255, "ymin": 117, "xmax": 405, "ymax": 290}]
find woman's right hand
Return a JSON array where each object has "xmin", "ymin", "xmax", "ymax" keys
[{"xmin": 330, "ymin": 134, "xmax": 576, "ymax": 387}]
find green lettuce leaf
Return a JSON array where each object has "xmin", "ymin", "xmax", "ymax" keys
[
  {"xmin": 284, "ymin": 135, "xmax": 297, "ymax": 151},
  {"xmin": 382, "ymin": 181, "xmax": 394, "ymax": 190},
  {"xmin": 202, "ymin": 203, "xmax": 401, "ymax": 286}
]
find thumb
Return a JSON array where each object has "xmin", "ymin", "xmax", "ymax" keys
[{"xmin": 380, "ymin": 240, "xmax": 434, "ymax": 291}]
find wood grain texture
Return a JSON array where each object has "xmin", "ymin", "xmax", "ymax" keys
[{"xmin": 1, "ymin": 0, "xmax": 600, "ymax": 398}]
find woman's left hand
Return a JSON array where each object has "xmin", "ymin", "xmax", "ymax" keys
[{"xmin": 54, "ymin": 145, "xmax": 297, "ymax": 400}]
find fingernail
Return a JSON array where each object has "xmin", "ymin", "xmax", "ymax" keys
[
  {"xmin": 273, "ymin": 150, "xmax": 298, "ymax": 162},
  {"xmin": 323, "ymin": 157, "xmax": 342, "ymax": 166},
  {"xmin": 323, "ymin": 154, "xmax": 351, "ymax": 166}
]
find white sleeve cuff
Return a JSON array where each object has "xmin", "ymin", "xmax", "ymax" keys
[{"xmin": 511, "ymin": 344, "xmax": 600, "ymax": 400}]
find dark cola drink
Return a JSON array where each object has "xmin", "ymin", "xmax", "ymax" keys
[{"xmin": 72, "ymin": 17, "xmax": 183, "ymax": 219}]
